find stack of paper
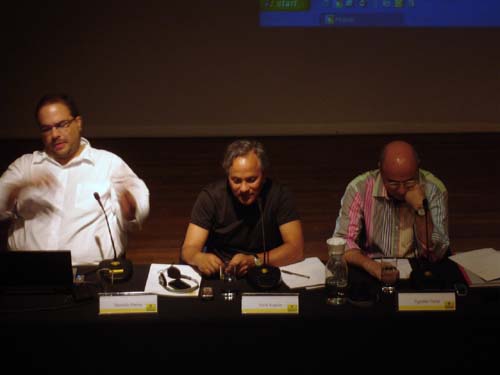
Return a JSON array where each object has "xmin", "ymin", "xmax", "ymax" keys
[
  {"xmin": 449, "ymin": 248, "xmax": 500, "ymax": 287},
  {"xmin": 280, "ymin": 257, "xmax": 325, "ymax": 289}
]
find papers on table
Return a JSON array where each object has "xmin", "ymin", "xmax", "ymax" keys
[
  {"xmin": 280, "ymin": 257, "xmax": 325, "ymax": 290},
  {"xmin": 144, "ymin": 263, "xmax": 201, "ymax": 297},
  {"xmin": 396, "ymin": 258, "xmax": 412, "ymax": 279},
  {"xmin": 450, "ymin": 248, "xmax": 500, "ymax": 284},
  {"xmin": 280, "ymin": 256, "xmax": 414, "ymax": 290},
  {"xmin": 458, "ymin": 267, "xmax": 500, "ymax": 288}
]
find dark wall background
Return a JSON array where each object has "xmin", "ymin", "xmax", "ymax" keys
[{"xmin": 3, "ymin": 0, "xmax": 500, "ymax": 138}]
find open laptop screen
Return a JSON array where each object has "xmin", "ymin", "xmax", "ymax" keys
[{"xmin": 0, "ymin": 250, "xmax": 74, "ymax": 293}]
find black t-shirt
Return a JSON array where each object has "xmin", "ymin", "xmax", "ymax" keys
[{"xmin": 190, "ymin": 178, "xmax": 300, "ymax": 261}]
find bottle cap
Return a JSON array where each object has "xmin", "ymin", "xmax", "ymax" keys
[{"xmin": 326, "ymin": 237, "xmax": 346, "ymax": 255}]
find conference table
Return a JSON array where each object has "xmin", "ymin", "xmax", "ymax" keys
[{"xmin": 1, "ymin": 258, "xmax": 500, "ymax": 372}]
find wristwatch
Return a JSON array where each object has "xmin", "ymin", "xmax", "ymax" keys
[
  {"xmin": 254, "ymin": 254, "xmax": 263, "ymax": 267},
  {"xmin": 415, "ymin": 207, "xmax": 426, "ymax": 216}
]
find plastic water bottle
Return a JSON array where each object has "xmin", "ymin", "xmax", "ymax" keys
[{"xmin": 325, "ymin": 237, "xmax": 348, "ymax": 305}]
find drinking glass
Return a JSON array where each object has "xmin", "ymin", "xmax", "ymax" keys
[
  {"xmin": 220, "ymin": 261, "xmax": 237, "ymax": 301},
  {"xmin": 380, "ymin": 257, "xmax": 398, "ymax": 294}
]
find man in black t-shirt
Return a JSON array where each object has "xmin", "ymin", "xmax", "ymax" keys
[{"xmin": 181, "ymin": 139, "xmax": 304, "ymax": 277}]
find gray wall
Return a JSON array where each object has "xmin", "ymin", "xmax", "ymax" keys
[{"xmin": 3, "ymin": 1, "xmax": 500, "ymax": 139}]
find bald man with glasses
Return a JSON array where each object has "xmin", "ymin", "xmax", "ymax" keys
[{"xmin": 331, "ymin": 140, "xmax": 449, "ymax": 281}]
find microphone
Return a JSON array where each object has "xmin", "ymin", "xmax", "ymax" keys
[
  {"xmin": 423, "ymin": 198, "xmax": 429, "ymax": 211},
  {"xmin": 94, "ymin": 192, "xmax": 132, "ymax": 283},
  {"xmin": 410, "ymin": 197, "xmax": 443, "ymax": 290},
  {"xmin": 246, "ymin": 198, "xmax": 281, "ymax": 290},
  {"xmin": 423, "ymin": 199, "xmax": 430, "ymax": 257}
]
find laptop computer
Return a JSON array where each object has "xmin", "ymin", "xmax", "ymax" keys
[{"xmin": 0, "ymin": 250, "xmax": 74, "ymax": 295}]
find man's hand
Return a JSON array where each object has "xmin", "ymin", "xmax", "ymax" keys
[
  {"xmin": 228, "ymin": 253, "xmax": 255, "ymax": 276},
  {"xmin": 11, "ymin": 172, "xmax": 59, "ymax": 218},
  {"xmin": 193, "ymin": 252, "xmax": 224, "ymax": 277},
  {"xmin": 119, "ymin": 189, "xmax": 137, "ymax": 221},
  {"xmin": 405, "ymin": 184, "xmax": 426, "ymax": 210}
]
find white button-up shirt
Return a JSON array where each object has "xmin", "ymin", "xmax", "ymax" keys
[{"xmin": 0, "ymin": 138, "xmax": 150, "ymax": 265}]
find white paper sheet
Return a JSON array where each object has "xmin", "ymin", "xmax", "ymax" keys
[
  {"xmin": 280, "ymin": 257, "xmax": 325, "ymax": 289},
  {"xmin": 449, "ymin": 248, "xmax": 500, "ymax": 281}
]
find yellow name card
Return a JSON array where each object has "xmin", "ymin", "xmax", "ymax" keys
[
  {"xmin": 241, "ymin": 293, "xmax": 299, "ymax": 315},
  {"xmin": 398, "ymin": 292, "xmax": 456, "ymax": 312},
  {"xmin": 99, "ymin": 292, "xmax": 158, "ymax": 315}
]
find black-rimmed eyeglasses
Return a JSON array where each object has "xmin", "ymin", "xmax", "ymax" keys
[
  {"xmin": 40, "ymin": 118, "xmax": 76, "ymax": 133},
  {"xmin": 385, "ymin": 179, "xmax": 418, "ymax": 189}
]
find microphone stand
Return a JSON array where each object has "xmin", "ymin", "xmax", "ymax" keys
[
  {"xmin": 410, "ymin": 199, "xmax": 442, "ymax": 290},
  {"xmin": 246, "ymin": 199, "xmax": 281, "ymax": 290},
  {"xmin": 94, "ymin": 192, "xmax": 132, "ymax": 283}
]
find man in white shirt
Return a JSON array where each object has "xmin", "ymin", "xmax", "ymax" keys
[{"xmin": 0, "ymin": 93, "xmax": 150, "ymax": 265}]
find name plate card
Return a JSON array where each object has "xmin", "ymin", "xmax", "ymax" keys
[
  {"xmin": 99, "ymin": 292, "xmax": 158, "ymax": 315},
  {"xmin": 398, "ymin": 292, "xmax": 456, "ymax": 312},
  {"xmin": 241, "ymin": 293, "xmax": 299, "ymax": 315}
]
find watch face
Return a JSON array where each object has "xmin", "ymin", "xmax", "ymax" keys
[
  {"xmin": 417, "ymin": 208, "xmax": 426, "ymax": 216},
  {"xmin": 254, "ymin": 256, "xmax": 263, "ymax": 266}
]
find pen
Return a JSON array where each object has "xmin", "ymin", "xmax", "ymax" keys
[
  {"xmin": 282, "ymin": 270, "xmax": 310, "ymax": 279},
  {"xmin": 305, "ymin": 284, "xmax": 324, "ymax": 290}
]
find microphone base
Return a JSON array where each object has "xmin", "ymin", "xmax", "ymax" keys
[
  {"xmin": 410, "ymin": 262, "xmax": 444, "ymax": 291},
  {"xmin": 98, "ymin": 258, "xmax": 133, "ymax": 283},
  {"xmin": 247, "ymin": 265, "xmax": 281, "ymax": 290}
]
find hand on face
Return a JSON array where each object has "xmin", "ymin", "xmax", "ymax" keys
[{"xmin": 404, "ymin": 184, "xmax": 426, "ymax": 210}]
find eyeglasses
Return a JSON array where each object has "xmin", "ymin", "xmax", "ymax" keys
[
  {"xmin": 385, "ymin": 179, "xmax": 418, "ymax": 189},
  {"xmin": 40, "ymin": 118, "xmax": 76, "ymax": 133}
]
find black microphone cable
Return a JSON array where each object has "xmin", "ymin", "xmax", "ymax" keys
[
  {"xmin": 257, "ymin": 198, "xmax": 267, "ymax": 264},
  {"xmin": 423, "ymin": 199, "xmax": 430, "ymax": 252}
]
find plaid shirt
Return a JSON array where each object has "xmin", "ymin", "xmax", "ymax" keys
[{"xmin": 333, "ymin": 169, "xmax": 449, "ymax": 260}]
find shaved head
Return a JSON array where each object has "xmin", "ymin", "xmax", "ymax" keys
[
  {"xmin": 379, "ymin": 140, "xmax": 419, "ymax": 175},
  {"xmin": 379, "ymin": 141, "xmax": 420, "ymax": 201}
]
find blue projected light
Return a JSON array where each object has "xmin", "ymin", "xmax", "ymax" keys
[{"xmin": 259, "ymin": 0, "xmax": 500, "ymax": 27}]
